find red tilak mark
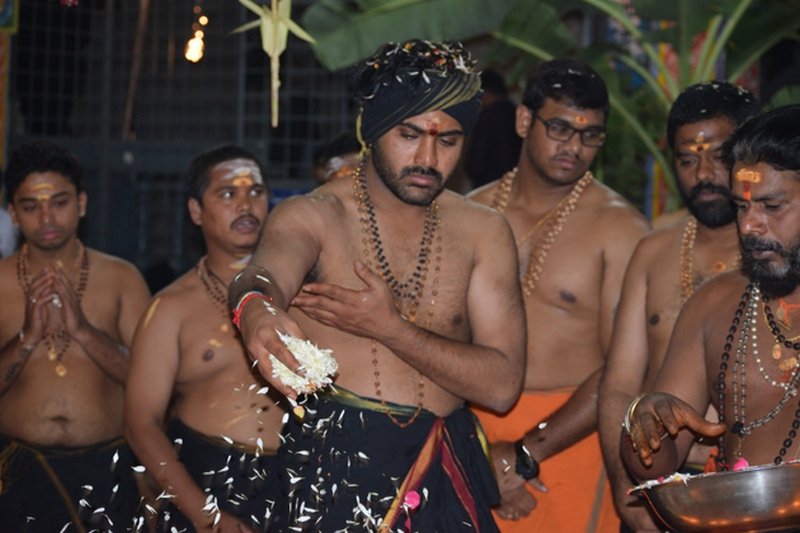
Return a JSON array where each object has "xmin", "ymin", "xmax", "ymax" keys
[
  {"xmin": 743, "ymin": 182, "xmax": 751, "ymax": 201},
  {"xmin": 427, "ymin": 127, "xmax": 440, "ymax": 136}
]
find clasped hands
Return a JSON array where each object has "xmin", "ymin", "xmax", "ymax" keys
[{"xmin": 22, "ymin": 265, "xmax": 90, "ymax": 347}]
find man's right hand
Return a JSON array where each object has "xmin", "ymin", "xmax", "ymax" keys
[
  {"xmin": 627, "ymin": 392, "xmax": 725, "ymax": 467},
  {"xmin": 237, "ymin": 295, "xmax": 306, "ymax": 400},
  {"xmin": 495, "ymin": 485, "xmax": 537, "ymax": 521},
  {"xmin": 22, "ymin": 268, "xmax": 54, "ymax": 346}
]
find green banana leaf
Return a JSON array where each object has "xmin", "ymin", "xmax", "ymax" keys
[{"xmin": 301, "ymin": 0, "xmax": 517, "ymax": 70}]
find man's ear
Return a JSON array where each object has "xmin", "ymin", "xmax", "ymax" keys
[
  {"xmin": 7, "ymin": 203, "xmax": 18, "ymax": 226},
  {"xmin": 515, "ymin": 105, "xmax": 532, "ymax": 139},
  {"xmin": 188, "ymin": 197, "xmax": 203, "ymax": 226},
  {"xmin": 78, "ymin": 191, "xmax": 88, "ymax": 217}
]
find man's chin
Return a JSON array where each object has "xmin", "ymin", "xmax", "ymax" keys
[
  {"xmin": 747, "ymin": 265, "xmax": 799, "ymax": 298},
  {"xmin": 688, "ymin": 201, "xmax": 735, "ymax": 228}
]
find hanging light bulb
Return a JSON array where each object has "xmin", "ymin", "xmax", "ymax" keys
[
  {"xmin": 184, "ymin": 3, "xmax": 206, "ymax": 63},
  {"xmin": 185, "ymin": 34, "xmax": 205, "ymax": 63}
]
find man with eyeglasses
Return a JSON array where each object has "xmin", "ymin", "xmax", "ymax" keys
[{"xmin": 470, "ymin": 58, "xmax": 649, "ymax": 532}]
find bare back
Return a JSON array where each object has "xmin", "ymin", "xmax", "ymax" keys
[{"xmin": 0, "ymin": 249, "xmax": 149, "ymax": 445}]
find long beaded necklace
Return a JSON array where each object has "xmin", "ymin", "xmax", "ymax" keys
[
  {"xmin": 196, "ymin": 256, "xmax": 232, "ymax": 325},
  {"xmin": 353, "ymin": 161, "xmax": 441, "ymax": 428},
  {"xmin": 16, "ymin": 242, "xmax": 90, "ymax": 377},
  {"xmin": 679, "ymin": 216, "xmax": 741, "ymax": 302},
  {"xmin": 716, "ymin": 283, "xmax": 800, "ymax": 468},
  {"xmin": 490, "ymin": 167, "xmax": 592, "ymax": 296},
  {"xmin": 679, "ymin": 217, "xmax": 698, "ymax": 301}
]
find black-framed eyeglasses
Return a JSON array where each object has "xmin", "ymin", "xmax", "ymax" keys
[{"xmin": 533, "ymin": 113, "xmax": 607, "ymax": 147}]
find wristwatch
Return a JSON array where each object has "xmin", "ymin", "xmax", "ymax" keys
[{"xmin": 514, "ymin": 438, "xmax": 540, "ymax": 480}]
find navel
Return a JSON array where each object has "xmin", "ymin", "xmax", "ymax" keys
[
  {"xmin": 649, "ymin": 314, "xmax": 660, "ymax": 326},
  {"xmin": 451, "ymin": 314, "xmax": 464, "ymax": 327}
]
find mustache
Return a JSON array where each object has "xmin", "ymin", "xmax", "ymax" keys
[
  {"xmin": 690, "ymin": 181, "xmax": 729, "ymax": 201},
  {"xmin": 741, "ymin": 236, "xmax": 787, "ymax": 255},
  {"xmin": 230, "ymin": 214, "xmax": 261, "ymax": 229},
  {"xmin": 399, "ymin": 166, "xmax": 443, "ymax": 181}
]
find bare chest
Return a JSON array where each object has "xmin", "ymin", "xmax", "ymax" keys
[{"xmin": 177, "ymin": 311, "xmax": 253, "ymax": 385}]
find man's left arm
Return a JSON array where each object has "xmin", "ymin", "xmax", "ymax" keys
[
  {"xmin": 57, "ymin": 262, "xmax": 151, "ymax": 384},
  {"xmin": 496, "ymin": 209, "xmax": 649, "ymax": 495}
]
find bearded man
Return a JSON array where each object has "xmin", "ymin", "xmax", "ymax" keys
[
  {"xmin": 623, "ymin": 105, "xmax": 800, "ymax": 489},
  {"xmin": 598, "ymin": 82, "xmax": 759, "ymax": 531},
  {"xmin": 228, "ymin": 40, "xmax": 526, "ymax": 531}
]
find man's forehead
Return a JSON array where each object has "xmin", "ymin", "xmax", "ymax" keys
[
  {"xmin": 542, "ymin": 99, "xmax": 604, "ymax": 126},
  {"xmin": 17, "ymin": 172, "xmax": 74, "ymax": 199},
  {"xmin": 676, "ymin": 117, "xmax": 735, "ymax": 146},
  {"xmin": 401, "ymin": 110, "xmax": 462, "ymax": 133},
  {"xmin": 210, "ymin": 158, "xmax": 263, "ymax": 185}
]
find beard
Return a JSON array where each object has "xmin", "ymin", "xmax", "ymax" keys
[
  {"xmin": 680, "ymin": 181, "xmax": 736, "ymax": 228},
  {"xmin": 371, "ymin": 143, "xmax": 446, "ymax": 206},
  {"xmin": 740, "ymin": 235, "xmax": 800, "ymax": 298}
]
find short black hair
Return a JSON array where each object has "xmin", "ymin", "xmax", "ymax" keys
[
  {"xmin": 481, "ymin": 69, "xmax": 508, "ymax": 96},
  {"xmin": 521, "ymin": 58, "xmax": 609, "ymax": 119},
  {"xmin": 723, "ymin": 104, "xmax": 800, "ymax": 175},
  {"xmin": 187, "ymin": 144, "xmax": 266, "ymax": 203},
  {"xmin": 318, "ymin": 131, "xmax": 361, "ymax": 164},
  {"xmin": 3, "ymin": 140, "xmax": 84, "ymax": 202},
  {"xmin": 667, "ymin": 81, "xmax": 759, "ymax": 150}
]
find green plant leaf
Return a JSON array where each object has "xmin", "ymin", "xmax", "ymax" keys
[{"xmin": 302, "ymin": 0, "xmax": 517, "ymax": 70}]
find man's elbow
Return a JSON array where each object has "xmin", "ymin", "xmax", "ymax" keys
[{"xmin": 486, "ymin": 363, "xmax": 524, "ymax": 413}]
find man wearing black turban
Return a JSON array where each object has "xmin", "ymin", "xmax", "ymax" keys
[{"xmin": 227, "ymin": 39, "xmax": 525, "ymax": 531}]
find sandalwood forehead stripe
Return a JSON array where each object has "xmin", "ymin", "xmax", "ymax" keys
[
  {"xmin": 736, "ymin": 168, "xmax": 762, "ymax": 183},
  {"xmin": 737, "ymin": 168, "xmax": 761, "ymax": 202}
]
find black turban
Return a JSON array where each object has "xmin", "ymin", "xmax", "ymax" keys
[{"xmin": 354, "ymin": 40, "xmax": 483, "ymax": 146}]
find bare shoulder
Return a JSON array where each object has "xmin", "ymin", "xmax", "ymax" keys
[
  {"xmin": 635, "ymin": 217, "xmax": 686, "ymax": 257},
  {"xmin": 466, "ymin": 179, "xmax": 501, "ymax": 207},
  {"xmin": 576, "ymin": 180, "xmax": 650, "ymax": 255},
  {"xmin": 442, "ymin": 190, "xmax": 512, "ymax": 235},
  {"xmin": 145, "ymin": 269, "xmax": 201, "ymax": 319},
  {"xmin": 0, "ymin": 253, "xmax": 18, "ymax": 282},
  {"xmin": 686, "ymin": 269, "xmax": 747, "ymax": 313},
  {"xmin": 268, "ymin": 180, "xmax": 349, "ymax": 228},
  {"xmin": 584, "ymin": 180, "xmax": 649, "ymax": 227},
  {"xmin": 86, "ymin": 248, "xmax": 146, "ymax": 283}
]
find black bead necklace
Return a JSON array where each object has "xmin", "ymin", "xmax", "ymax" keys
[{"xmin": 717, "ymin": 283, "xmax": 800, "ymax": 469}]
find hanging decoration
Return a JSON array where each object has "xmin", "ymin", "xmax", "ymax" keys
[{"xmin": 233, "ymin": 0, "xmax": 315, "ymax": 127}]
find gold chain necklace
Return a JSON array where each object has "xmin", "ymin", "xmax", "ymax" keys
[
  {"xmin": 491, "ymin": 167, "xmax": 592, "ymax": 296},
  {"xmin": 353, "ymin": 162, "xmax": 441, "ymax": 428},
  {"xmin": 17, "ymin": 242, "xmax": 89, "ymax": 377}
]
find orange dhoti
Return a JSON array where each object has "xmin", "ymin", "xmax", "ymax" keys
[{"xmin": 473, "ymin": 390, "xmax": 620, "ymax": 533}]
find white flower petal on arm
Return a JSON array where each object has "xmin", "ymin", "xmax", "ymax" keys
[{"xmin": 270, "ymin": 331, "xmax": 338, "ymax": 395}]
